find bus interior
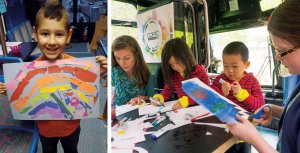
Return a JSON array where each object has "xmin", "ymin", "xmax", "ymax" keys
[{"xmin": 112, "ymin": 0, "xmax": 287, "ymax": 151}]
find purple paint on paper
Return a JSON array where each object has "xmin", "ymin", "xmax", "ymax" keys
[
  {"xmin": 75, "ymin": 105, "xmax": 83, "ymax": 110},
  {"xmin": 79, "ymin": 101, "xmax": 87, "ymax": 111},
  {"xmin": 31, "ymin": 107, "xmax": 66, "ymax": 119},
  {"xmin": 28, "ymin": 101, "xmax": 66, "ymax": 119},
  {"xmin": 83, "ymin": 111, "xmax": 88, "ymax": 117}
]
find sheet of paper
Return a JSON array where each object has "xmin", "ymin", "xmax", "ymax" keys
[
  {"xmin": 206, "ymin": 132, "xmax": 212, "ymax": 135},
  {"xmin": 3, "ymin": 57, "xmax": 100, "ymax": 120},
  {"xmin": 112, "ymin": 118, "xmax": 147, "ymax": 147},
  {"xmin": 116, "ymin": 104, "xmax": 140, "ymax": 117},
  {"xmin": 182, "ymin": 78, "xmax": 249, "ymax": 123},
  {"xmin": 138, "ymin": 100, "xmax": 177, "ymax": 116},
  {"xmin": 112, "ymin": 146, "xmax": 148, "ymax": 153},
  {"xmin": 167, "ymin": 105, "xmax": 212, "ymax": 129}
]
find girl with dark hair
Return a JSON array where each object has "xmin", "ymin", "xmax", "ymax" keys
[{"xmin": 152, "ymin": 38, "xmax": 210, "ymax": 109}]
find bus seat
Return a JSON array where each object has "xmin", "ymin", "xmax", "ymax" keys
[{"xmin": 0, "ymin": 56, "xmax": 38, "ymax": 153}]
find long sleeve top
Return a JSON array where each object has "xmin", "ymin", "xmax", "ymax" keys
[
  {"xmin": 112, "ymin": 66, "xmax": 155, "ymax": 106},
  {"xmin": 160, "ymin": 64, "xmax": 210, "ymax": 106}
]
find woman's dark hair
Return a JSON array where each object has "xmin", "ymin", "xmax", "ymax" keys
[
  {"xmin": 161, "ymin": 38, "xmax": 197, "ymax": 87},
  {"xmin": 268, "ymin": 0, "xmax": 300, "ymax": 47},
  {"xmin": 111, "ymin": 35, "xmax": 150, "ymax": 88}
]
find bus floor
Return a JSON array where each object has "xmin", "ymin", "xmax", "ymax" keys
[{"xmin": 251, "ymin": 126, "xmax": 278, "ymax": 153}]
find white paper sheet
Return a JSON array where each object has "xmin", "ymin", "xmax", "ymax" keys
[
  {"xmin": 167, "ymin": 105, "xmax": 212, "ymax": 129},
  {"xmin": 138, "ymin": 100, "xmax": 177, "ymax": 116},
  {"xmin": 116, "ymin": 103, "xmax": 149, "ymax": 116}
]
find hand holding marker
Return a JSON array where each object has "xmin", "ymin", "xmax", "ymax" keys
[{"xmin": 219, "ymin": 78, "xmax": 226, "ymax": 84}]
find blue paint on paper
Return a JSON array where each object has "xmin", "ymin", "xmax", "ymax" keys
[
  {"xmin": 182, "ymin": 80, "xmax": 238, "ymax": 123},
  {"xmin": 70, "ymin": 82, "xmax": 78, "ymax": 89},
  {"xmin": 65, "ymin": 97, "xmax": 71, "ymax": 105}
]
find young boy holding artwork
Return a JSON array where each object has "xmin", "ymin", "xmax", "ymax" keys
[
  {"xmin": 210, "ymin": 41, "xmax": 264, "ymax": 153},
  {"xmin": 0, "ymin": 2, "xmax": 107, "ymax": 153}
]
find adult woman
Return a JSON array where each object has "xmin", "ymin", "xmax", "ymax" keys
[
  {"xmin": 228, "ymin": 1, "xmax": 300, "ymax": 152},
  {"xmin": 111, "ymin": 35, "xmax": 155, "ymax": 106}
]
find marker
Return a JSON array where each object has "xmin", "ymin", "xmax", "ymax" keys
[
  {"xmin": 252, "ymin": 104, "xmax": 271, "ymax": 119},
  {"xmin": 219, "ymin": 78, "xmax": 226, "ymax": 84},
  {"xmin": 191, "ymin": 112, "xmax": 210, "ymax": 122},
  {"xmin": 152, "ymin": 116, "xmax": 166, "ymax": 126},
  {"xmin": 147, "ymin": 112, "xmax": 159, "ymax": 117},
  {"xmin": 158, "ymin": 107, "xmax": 173, "ymax": 113},
  {"xmin": 151, "ymin": 124, "xmax": 174, "ymax": 140},
  {"xmin": 150, "ymin": 97, "xmax": 165, "ymax": 107}
]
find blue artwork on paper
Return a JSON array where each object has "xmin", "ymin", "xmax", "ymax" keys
[{"xmin": 182, "ymin": 78, "xmax": 247, "ymax": 123}]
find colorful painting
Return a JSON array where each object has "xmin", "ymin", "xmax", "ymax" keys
[
  {"xmin": 137, "ymin": 2, "xmax": 174, "ymax": 63},
  {"xmin": 182, "ymin": 78, "xmax": 248, "ymax": 123},
  {"xmin": 3, "ymin": 57, "xmax": 100, "ymax": 120}
]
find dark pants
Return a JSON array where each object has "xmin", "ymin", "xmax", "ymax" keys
[
  {"xmin": 225, "ymin": 142, "xmax": 251, "ymax": 153},
  {"xmin": 39, "ymin": 127, "xmax": 80, "ymax": 153}
]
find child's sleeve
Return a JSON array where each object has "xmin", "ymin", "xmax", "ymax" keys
[
  {"xmin": 210, "ymin": 77, "xmax": 224, "ymax": 95},
  {"xmin": 237, "ymin": 77, "xmax": 265, "ymax": 112},
  {"xmin": 159, "ymin": 84, "xmax": 175, "ymax": 102},
  {"xmin": 197, "ymin": 65, "xmax": 210, "ymax": 85}
]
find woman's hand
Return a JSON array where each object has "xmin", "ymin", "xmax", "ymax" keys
[
  {"xmin": 127, "ymin": 96, "xmax": 146, "ymax": 106},
  {"xmin": 228, "ymin": 114, "xmax": 278, "ymax": 153},
  {"xmin": 252, "ymin": 105, "xmax": 273, "ymax": 126},
  {"xmin": 228, "ymin": 114, "xmax": 259, "ymax": 143}
]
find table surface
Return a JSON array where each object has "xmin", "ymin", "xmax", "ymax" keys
[{"xmin": 114, "ymin": 105, "xmax": 237, "ymax": 153}]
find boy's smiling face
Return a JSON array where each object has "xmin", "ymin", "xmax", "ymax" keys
[
  {"xmin": 222, "ymin": 54, "xmax": 250, "ymax": 81},
  {"xmin": 34, "ymin": 18, "xmax": 72, "ymax": 60}
]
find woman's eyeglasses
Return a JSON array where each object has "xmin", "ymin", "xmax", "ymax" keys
[{"xmin": 274, "ymin": 46, "xmax": 298, "ymax": 58}]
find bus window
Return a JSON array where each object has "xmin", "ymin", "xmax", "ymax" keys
[
  {"xmin": 210, "ymin": 26, "xmax": 275, "ymax": 86},
  {"xmin": 111, "ymin": 1, "xmax": 138, "ymax": 42}
]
